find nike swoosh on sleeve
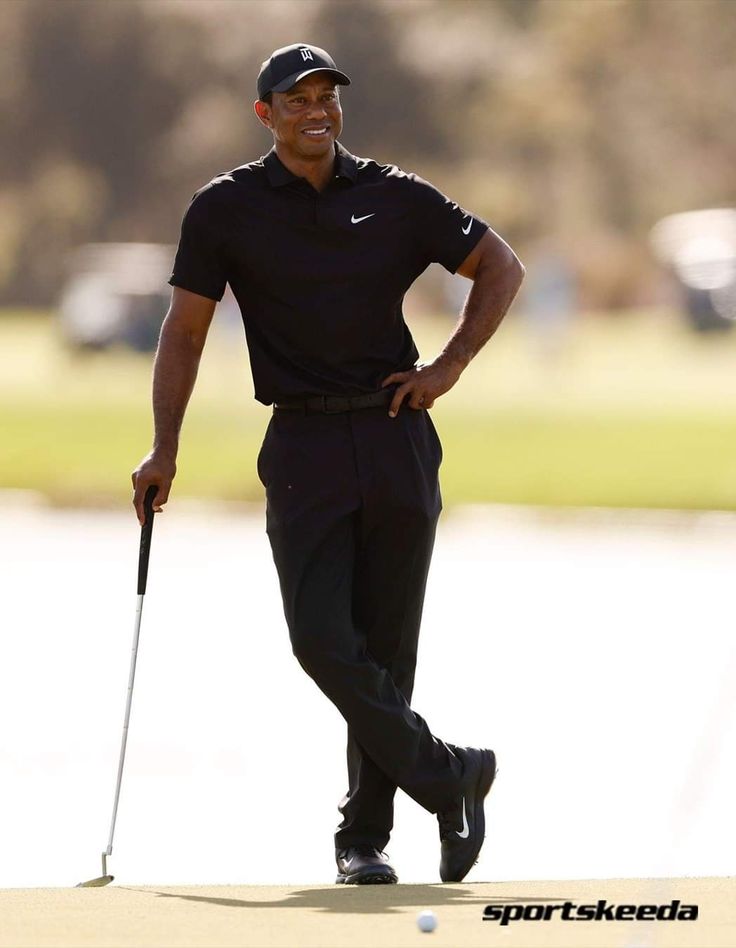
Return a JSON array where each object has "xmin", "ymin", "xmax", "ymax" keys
[{"xmin": 461, "ymin": 219, "xmax": 472, "ymax": 235}]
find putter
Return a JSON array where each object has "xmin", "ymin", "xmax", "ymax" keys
[{"xmin": 78, "ymin": 484, "xmax": 158, "ymax": 887}]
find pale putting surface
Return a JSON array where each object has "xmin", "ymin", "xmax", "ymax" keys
[
  {"xmin": 1, "ymin": 877, "xmax": 733, "ymax": 947},
  {"xmin": 1, "ymin": 503, "xmax": 735, "ymax": 946},
  {"xmin": 1, "ymin": 501, "xmax": 735, "ymax": 890}
]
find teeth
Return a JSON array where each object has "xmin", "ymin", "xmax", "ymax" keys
[{"xmin": 304, "ymin": 128, "xmax": 328, "ymax": 135}]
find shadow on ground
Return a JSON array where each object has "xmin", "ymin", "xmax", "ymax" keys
[{"xmin": 125, "ymin": 885, "xmax": 577, "ymax": 915}]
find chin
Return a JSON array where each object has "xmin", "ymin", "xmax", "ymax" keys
[{"xmin": 300, "ymin": 137, "xmax": 333, "ymax": 154}]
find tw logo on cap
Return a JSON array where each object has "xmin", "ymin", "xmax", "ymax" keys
[{"xmin": 299, "ymin": 48, "xmax": 314, "ymax": 62}]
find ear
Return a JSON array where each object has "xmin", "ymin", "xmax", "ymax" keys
[{"xmin": 254, "ymin": 99, "xmax": 272, "ymax": 129}]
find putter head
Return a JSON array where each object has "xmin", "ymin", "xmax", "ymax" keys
[
  {"xmin": 77, "ymin": 853, "xmax": 114, "ymax": 887},
  {"xmin": 77, "ymin": 874, "xmax": 114, "ymax": 888}
]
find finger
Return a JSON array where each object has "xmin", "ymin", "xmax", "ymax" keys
[
  {"xmin": 152, "ymin": 483, "xmax": 170, "ymax": 513},
  {"xmin": 408, "ymin": 389, "xmax": 427, "ymax": 410},
  {"xmin": 381, "ymin": 372, "xmax": 410, "ymax": 388},
  {"xmin": 388, "ymin": 381, "xmax": 412, "ymax": 418},
  {"xmin": 423, "ymin": 397, "xmax": 435, "ymax": 409},
  {"xmin": 132, "ymin": 477, "xmax": 148, "ymax": 526}
]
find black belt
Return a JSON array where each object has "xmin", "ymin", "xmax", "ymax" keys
[{"xmin": 273, "ymin": 389, "xmax": 394, "ymax": 414}]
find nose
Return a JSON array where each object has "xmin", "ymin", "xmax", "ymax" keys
[{"xmin": 305, "ymin": 99, "xmax": 328, "ymax": 120}]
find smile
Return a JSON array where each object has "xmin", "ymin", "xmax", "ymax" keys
[{"xmin": 302, "ymin": 126, "xmax": 330, "ymax": 137}]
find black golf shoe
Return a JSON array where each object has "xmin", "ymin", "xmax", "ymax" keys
[
  {"xmin": 438, "ymin": 746, "xmax": 497, "ymax": 883},
  {"xmin": 335, "ymin": 845, "xmax": 398, "ymax": 885}
]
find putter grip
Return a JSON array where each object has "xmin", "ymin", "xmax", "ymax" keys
[{"xmin": 137, "ymin": 485, "xmax": 157, "ymax": 595}]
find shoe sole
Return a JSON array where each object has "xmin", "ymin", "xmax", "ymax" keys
[
  {"xmin": 447, "ymin": 749, "xmax": 497, "ymax": 883},
  {"xmin": 335, "ymin": 869, "xmax": 398, "ymax": 885}
]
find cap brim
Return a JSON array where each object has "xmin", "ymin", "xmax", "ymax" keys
[{"xmin": 271, "ymin": 67, "xmax": 351, "ymax": 94}]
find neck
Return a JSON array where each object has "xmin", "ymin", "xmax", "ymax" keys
[{"xmin": 274, "ymin": 141, "xmax": 336, "ymax": 193}]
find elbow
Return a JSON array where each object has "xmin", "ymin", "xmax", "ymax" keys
[
  {"xmin": 478, "ymin": 244, "xmax": 525, "ymax": 294},
  {"xmin": 508, "ymin": 251, "xmax": 525, "ymax": 292},
  {"xmin": 160, "ymin": 311, "xmax": 207, "ymax": 358},
  {"xmin": 501, "ymin": 251, "xmax": 525, "ymax": 306}
]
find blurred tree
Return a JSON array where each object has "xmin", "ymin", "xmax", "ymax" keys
[
  {"xmin": 429, "ymin": 0, "xmax": 736, "ymax": 306},
  {"xmin": 2, "ymin": 0, "xmax": 210, "ymax": 302},
  {"xmin": 310, "ymin": 0, "xmax": 447, "ymax": 165},
  {"xmin": 1, "ymin": 0, "xmax": 735, "ymax": 309}
]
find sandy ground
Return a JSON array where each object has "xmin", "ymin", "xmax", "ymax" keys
[
  {"xmin": 1, "ymin": 499, "xmax": 735, "ymax": 894},
  {"xmin": 1, "ymin": 877, "xmax": 733, "ymax": 947}
]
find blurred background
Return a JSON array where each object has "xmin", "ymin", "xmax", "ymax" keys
[
  {"xmin": 2, "ymin": 0, "xmax": 736, "ymax": 508},
  {"xmin": 2, "ymin": 0, "xmax": 736, "ymax": 892}
]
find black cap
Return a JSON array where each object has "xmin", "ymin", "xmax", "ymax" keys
[{"xmin": 257, "ymin": 43, "xmax": 351, "ymax": 99}]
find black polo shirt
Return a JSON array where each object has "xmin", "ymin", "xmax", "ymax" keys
[{"xmin": 169, "ymin": 141, "xmax": 488, "ymax": 405}]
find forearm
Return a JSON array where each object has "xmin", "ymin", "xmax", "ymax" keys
[
  {"xmin": 440, "ymin": 251, "xmax": 525, "ymax": 370},
  {"xmin": 381, "ymin": 239, "xmax": 524, "ymax": 414},
  {"xmin": 151, "ymin": 315, "xmax": 206, "ymax": 455}
]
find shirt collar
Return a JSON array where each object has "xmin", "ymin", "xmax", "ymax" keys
[
  {"xmin": 334, "ymin": 141, "xmax": 358, "ymax": 183},
  {"xmin": 263, "ymin": 141, "xmax": 358, "ymax": 188}
]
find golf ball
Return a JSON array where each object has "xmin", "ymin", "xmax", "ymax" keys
[{"xmin": 417, "ymin": 910, "xmax": 437, "ymax": 933}]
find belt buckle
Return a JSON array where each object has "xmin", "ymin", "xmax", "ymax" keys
[{"xmin": 322, "ymin": 395, "xmax": 345, "ymax": 414}]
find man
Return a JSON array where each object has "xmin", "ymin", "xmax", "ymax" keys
[{"xmin": 132, "ymin": 43, "xmax": 524, "ymax": 885}]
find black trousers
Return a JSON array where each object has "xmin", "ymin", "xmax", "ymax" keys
[{"xmin": 257, "ymin": 405, "xmax": 463, "ymax": 851}]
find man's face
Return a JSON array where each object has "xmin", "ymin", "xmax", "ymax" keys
[{"xmin": 256, "ymin": 72, "xmax": 343, "ymax": 159}]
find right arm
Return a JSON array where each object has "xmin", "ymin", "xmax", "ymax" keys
[{"xmin": 131, "ymin": 286, "xmax": 216, "ymax": 525}]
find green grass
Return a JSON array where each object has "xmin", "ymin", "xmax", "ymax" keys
[
  {"xmin": 436, "ymin": 412, "xmax": 736, "ymax": 510},
  {"xmin": 3, "ymin": 307, "xmax": 736, "ymax": 509}
]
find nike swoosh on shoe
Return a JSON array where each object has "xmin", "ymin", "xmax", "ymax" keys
[{"xmin": 438, "ymin": 747, "xmax": 497, "ymax": 883}]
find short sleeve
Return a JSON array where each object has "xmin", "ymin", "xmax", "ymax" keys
[
  {"xmin": 410, "ymin": 174, "xmax": 489, "ymax": 274},
  {"xmin": 168, "ymin": 187, "xmax": 228, "ymax": 302}
]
